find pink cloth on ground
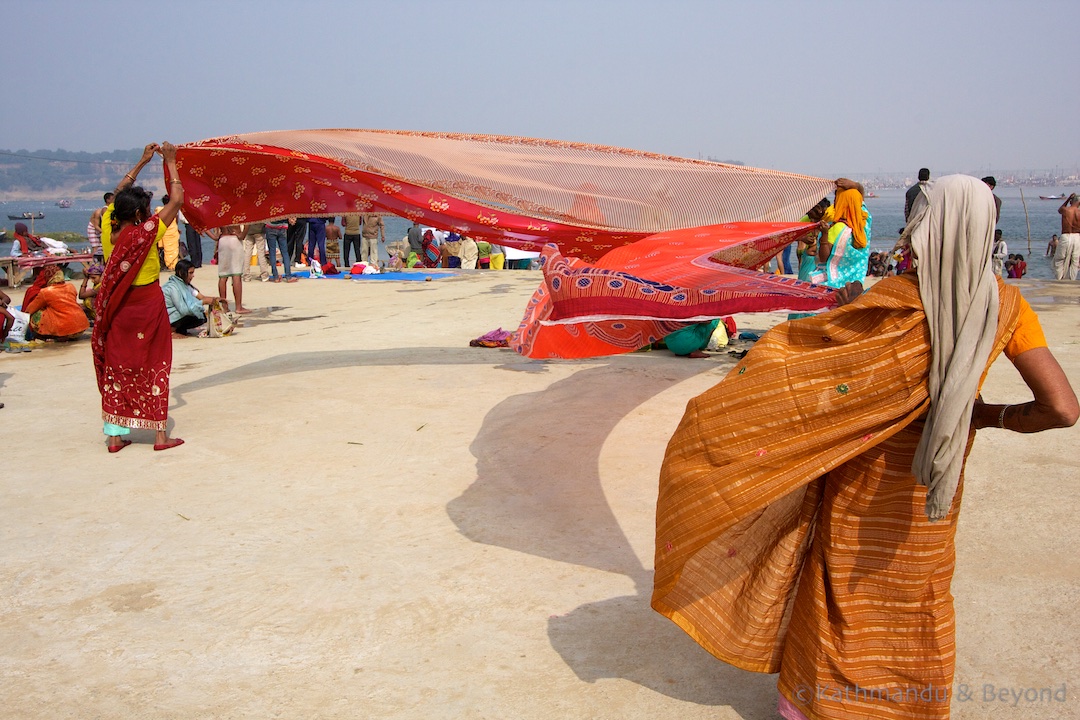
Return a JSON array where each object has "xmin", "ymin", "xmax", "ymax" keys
[{"xmin": 778, "ymin": 695, "xmax": 809, "ymax": 720}]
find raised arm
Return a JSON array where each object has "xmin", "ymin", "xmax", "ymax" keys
[
  {"xmin": 78, "ymin": 277, "xmax": 98, "ymax": 300},
  {"xmin": 1059, "ymin": 193, "xmax": 1076, "ymax": 215},
  {"xmin": 835, "ymin": 177, "xmax": 865, "ymax": 197},
  {"xmin": 115, "ymin": 143, "xmax": 160, "ymax": 195},
  {"xmin": 817, "ymin": 220, "xmax": 836, "ymax": 264},
  {"xmin": 157, "ymin": 142, "xmax": 184, "ymax": 228},
  {"xmin": 972, "ymin": 347, "xmax": 1079, "ymax": 432}
]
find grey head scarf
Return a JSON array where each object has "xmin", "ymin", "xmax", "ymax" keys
[{"xmin": 904, "ymin": 174, "xmax": 999, "ymax": 521}]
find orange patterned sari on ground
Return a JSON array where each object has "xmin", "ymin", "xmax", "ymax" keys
[{"xmin": 654, "ymin": 274, "xmax": 1029, "ymax": 720}]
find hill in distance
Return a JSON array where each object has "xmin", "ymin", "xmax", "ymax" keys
[{"xmin": 0, "ymin": 148, "xmax": 167, "ymax": 201}]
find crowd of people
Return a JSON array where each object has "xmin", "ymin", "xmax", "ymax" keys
[
  {"xmin": 782, "ymin": 169, "xmax": 1072, "ymax": 285},
  {"xmin": 170, "ymin": 213, "xmax": 532, "ymax": 278},
  {"xmin": 0, "ymin": 141, "xmax": 550, "ymax": 443},
  {"xmin": 3, "ymin": 206, "xmax": 537, "ymax": 355}
]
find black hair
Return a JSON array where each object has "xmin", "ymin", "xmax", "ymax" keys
[
  {"xmin": 1016, "ymin": 254, "xmax": 1024, "ymax": 261},
  {"xmin": 110, "ymin": 186, "xmax": 154, "ymax": 231},
  {"xmin": 162, "ymin": 195, "xmax": 170, "ymax": 205},
  {"xmin": 918, "ymin": 168, "xmax": 930, "ymax": 181},
  {"xmin": 103, "ymin": 192, "xmax": 114, "ymax": 203},
  {"xmin": 982, "ymin": 176, "xmax": 997, "ymax": 188},
  {"xmin": 175, "ymin": 258, "xmax": 195, "ymax": 281},
  {"xmin": 805, "ymin": 196, "xmax": 832, "ymax": 220}
]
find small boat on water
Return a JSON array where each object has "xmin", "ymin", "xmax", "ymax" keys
[
  {"xmin": 56, "ymin": 199, "xmax": 73, "ymax": 208},
  {"xmin": 7, "ymin": 212, "xmax": 45, "ymax": 220},
  {"xmin": 1039, "ymin": 194, "xmax": 1066, "ymax": 200}
]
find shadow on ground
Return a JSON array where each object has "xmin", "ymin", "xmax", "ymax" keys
[
  {"xmin": 168, "ymin": 347, "xmax": 563, "ymax": 407},
  {"xmin": 448, "ymin": 358, "xmax": 778, "ymax": 714}
]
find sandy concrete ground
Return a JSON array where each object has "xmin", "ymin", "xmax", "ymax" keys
[{"xmin": 0, "ymin": 268, "xmax": 1078, "ymax": 719}]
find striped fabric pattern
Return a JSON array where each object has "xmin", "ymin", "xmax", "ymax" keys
[{"xmin": 653, "ymin": 274, "xmax": 1023, "ymax": 720}]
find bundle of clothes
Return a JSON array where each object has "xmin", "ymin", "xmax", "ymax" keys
[{"xmin": 9, "ymin": 222, "xmax": 72, "ymax": 257}]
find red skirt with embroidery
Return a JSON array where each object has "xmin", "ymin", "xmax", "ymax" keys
[{"xmin": 99, "ymin": 283, "xmax": 172, "ymax": 430}]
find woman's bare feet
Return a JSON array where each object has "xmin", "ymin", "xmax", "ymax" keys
[{"xmin": 235, "ymin": 306, "xmax": 252, "ymax": 314}]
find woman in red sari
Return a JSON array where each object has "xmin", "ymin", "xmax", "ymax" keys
[{"xmin": 92, "ymin": 142, "xmax": 185, "ymax": 453}]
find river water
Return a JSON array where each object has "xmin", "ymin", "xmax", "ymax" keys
[{"xmin": 3, "ymin": 185, "xmax": 1073, "ymax": 278}]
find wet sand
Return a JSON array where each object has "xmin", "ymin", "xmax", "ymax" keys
[{"xmin": 1, "ymin": 269, "xmax": 1078, "ymax": 719}]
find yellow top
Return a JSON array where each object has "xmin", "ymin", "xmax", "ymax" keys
[
  {"xmin": 154, "ymin": 205, "xmax": 182, "ymax": 270},
  {"xmin": 101, "ymin": 205, "xmax": 165, "ymax": 286}
]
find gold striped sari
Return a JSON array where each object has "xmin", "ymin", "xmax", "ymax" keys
[{"xmin": 653, "ymin": 273, "xmax": 1022, "ymax": 719}]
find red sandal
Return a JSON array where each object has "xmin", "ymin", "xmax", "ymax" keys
[
  {"xmin": 153, "ymin": 438, "xmax": 185, "ymax": 451},
  {"xmin": 108, "ymin": 439, "xmax": 132, "ymax": 454}
]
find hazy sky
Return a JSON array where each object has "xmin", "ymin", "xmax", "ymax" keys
[{"xmin": 3, "ymin": 0, "xmax": 1076, "ymax": 177}]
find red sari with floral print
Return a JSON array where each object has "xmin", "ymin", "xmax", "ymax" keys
[{"xmin": 92, "ymin": 217, "xmax": 172, "ymax": 431}]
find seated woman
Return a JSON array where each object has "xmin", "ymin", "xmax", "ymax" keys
[
  {"xmin": 10, "ymin": 222, "xmax": 47, "ymax": 257},
  {"xmin": 663, "ymin": 319, "xmax": 721, "ymax": 358},
  {"xmin": 162, "ymin": 259, "xmax": 219, "ymax": 336},
  {"xmin": 78, "ymin": 264, "xmax": 104, "ymax": 324},
  {"xmin": 0, "ymin": 288, "xmax": 13, "ymax": 344},
  {"xmin": 22, "ymin": 266, "xmax": 90, "ymax": 341}
]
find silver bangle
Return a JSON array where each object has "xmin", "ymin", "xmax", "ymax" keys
[{"xmin": 998, "ymin": 404, "xmax": 1010, "ymax": 429}]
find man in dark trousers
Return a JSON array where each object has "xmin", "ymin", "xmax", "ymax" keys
[
  {"xmin": 180, "ymin": 209, "xmax": 203, "ymax": 267},
  {"xmin": 287, "ymin": 216, "xmax": 307, "ymax": 268}
]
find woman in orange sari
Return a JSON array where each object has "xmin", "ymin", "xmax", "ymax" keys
[
  {"xmin": 653, "ymin": 175, "xmax": 1078, "ymax": 720},
  {"xmin": 23, "ymin": 265, "xmax": 89, "ymax": 340},
  {"xmin": 92, "ymin": 142, "xmax": 185, "ymax": 453}
]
